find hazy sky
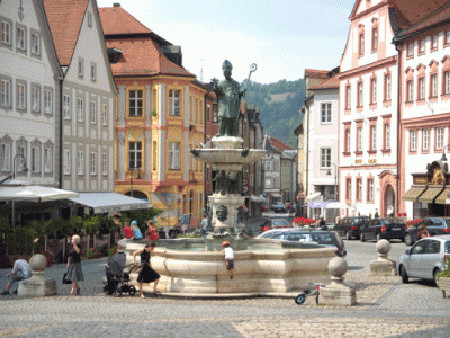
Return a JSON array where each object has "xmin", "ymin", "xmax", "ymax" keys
[{"xmin": 97, "ymin": 0, "xmax": 356, "ymax": 83}]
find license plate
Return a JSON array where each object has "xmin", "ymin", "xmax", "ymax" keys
[{"xmin": 393, "ymin": 228, "xmax": 401, "ymax": 231}]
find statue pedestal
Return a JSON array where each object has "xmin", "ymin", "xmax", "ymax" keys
[
  {"xmin": 18, "ymin": 254, "xmax": 56, "ymax": 297},
  {"xmin": 370, "ymin": 239, "xmax": 396, "ymax": 276},
  {"xmin": 210, "ymin": 194, "xmax": 245, "ymax": 232},
  {"xmin": 212, "ymin": 136, "xmax": 244, "ymax": 149}
]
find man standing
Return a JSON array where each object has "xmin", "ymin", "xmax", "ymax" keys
[
  {"xmin": 1, "ymin": 258, "xmax": 31, "ymax": 295},
  {"xmin": 214, "ymin": 60, "xmax": 245, "ymax": 137}
]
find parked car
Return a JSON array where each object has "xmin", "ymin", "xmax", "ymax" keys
[
  {"xmin": 334, "ymin": 216, "xmax": 370, "ymax": 240},
  {"xmin": 404, "ymin": 217, "xmax": 450, "ymax": 246},
  {"xmin": 272, "ymin": 202, "xmax": 287, "ymax": 213},
  {"xmin": 360, "ymin": 218, "xmax": 406, "ymax": 242},
  {"xmin": 270, "ymin": 219, "xmax": 291, "ymax": 229},
  {"xmin": 256, "ymin": 229, "xmax": 346, "ymax": 257},
  {"xmin": 398, "ymin": 235, "xmax": 450, "ymax": 284}
]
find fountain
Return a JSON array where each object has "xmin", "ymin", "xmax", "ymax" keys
[{"xmin": 119, "ymin": 61, "xmax": 334, "ymax": 294}]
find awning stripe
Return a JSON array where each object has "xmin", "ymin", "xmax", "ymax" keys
[
  {"xmin": 418, "ymin": 186, "xmax": 443, "ymax": 204},
  {"xmin": 435, "ymin": 188, "xmax": 450, "ymax": 205},
  {"xmin": 402, "ymin": 186, "xmax": 426, "ymax": 202}
]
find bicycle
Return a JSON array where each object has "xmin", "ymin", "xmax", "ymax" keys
[{"xmin": 295, "ymin": 282, "xmax": 325, "ymax": 305}]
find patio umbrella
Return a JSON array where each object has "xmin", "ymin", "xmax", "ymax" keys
[{"xmin": 0, "ymin": 179, "xmax": 78, "ymax": 202}]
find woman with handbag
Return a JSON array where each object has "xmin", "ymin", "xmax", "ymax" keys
[
  {"xmin": 133, "ymin": 243, "xmax": 161, "ymax": 298},
  {"xmin": 66, "ymin": 234, "xmax": 84, "ymax": 296}
]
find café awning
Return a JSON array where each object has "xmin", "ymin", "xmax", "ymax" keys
[
  {"xmin": 402, "ymin": 186, "xmax": 426, "ymax": 202},
  {"xmin": 69, "ymin": 193, "xmax": 151, "ymax": 214},
  {"xmin": 435, "ymin": 188, "xmax": 450, "ymax": 205},
  {"xmin": 418, "ymin": 186, "xmax": 443, "ymax": 204}
]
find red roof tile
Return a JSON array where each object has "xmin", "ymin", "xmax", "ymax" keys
[
  {"xmin": 392, "ymin": 0, "xmax": 448, "ymax": 28},
  {"xmin": 269, "ymin": 137, "xmax": 293, "ymax": 151},
  {"xmin": 99, "ymin": 6, "xmax": 152, "ymax": 35},
  {"xmin": 310, "ymin": 76, "xmax": 340, "ymax": 90},
  {"xmin": 304, "ymin": 69, "xmax": 329, "ymax": 79},
  {"xmin": 43, "ymin": 0, "xmax": 88, "ymax": 66}
]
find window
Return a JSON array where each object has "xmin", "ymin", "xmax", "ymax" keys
[
  {"xmin": 368, "ymin": 178, "xmax": 374, "ymax": 201},
  {"xmin": 78, "ymin": 58, "xmax": 83, "ymax": 78},
  {"xmin": 370, "ymin": 125, "xmax": 376, "ymax": 151},
  {"xmin": 384, "ymin": 73, "xmax": 391, "ymax": 101},
  {"xmin": 418, "ymin": 77, "xmax": 425, "ymax": 100},
  {"xmin": 346, "ymin": 178, "xmax": 352, "ymax": 199},
  {"xmin": 31, "ymin": 146, "xmax": 40, "ymax": 173},
  {"xmin": 1, "ymin": 79, "xmax": 11, "ymax": 107},
  {"xmin": 128, "ymin": 142, "xmax": 142, "ymax": 169},
  {"xmin": 31, "ymin": 33, "xmax": 40, "ymax": 55},
  {"xmin": 356, "ymin": 178, "xmax": 362, "ymax": 201},
  {"xmin": 89, "ymin": 100, "xmax": 97, "ymax": 124},
  {"xmin": 101, "ymin": 103, "xmax": 107, "ymax": 125},
  {"xmin": 16, "ymin": 82, "xmax": 26, "ymax": 110},
  {"xmin": 206, "ymin": 106, "xmax": 210, "ymax": 123},
  {"xmin": 431, "ymin": 35, "xmax": 438, "ymax": 50},
  {"xmin": 16, "ymin": 25, "xmax": 26, "ymax": 51},
  {"xmin": 90, "ymin": 63, "xmax": 96, "ymax": 81},
  {"xmin": 344, "ymin": 128, "xmax": 351, "ymax": 153},
  {"xmin": 63, "ymin": 95, "xmax": 71, "ymax": 119},
  {"xmin": 169, "ymin": 89, "xmax": 181, "ymax": 116},
  {"xmin": 321, "ymin": 103, "xmax": 331, "ymax": 123},
  {"xmin": 212, "ymin": 107, "xmax": 218, "ymax": 123},
  {"xmin": 77, "ymin": 151, "xmax": 84, "ymax": 175},
  {"xmin": 90, "ymin": 152, "xmax": 97, "ymax": 175},
  {"xmin": 32, "ymin": 86, "xmax": 40, "ymax": 113},
  {"xmin": 419, "ymin": 39, "xmax": 425, "ymax": 54},
  {"xmin": 410, "ymin": 130, "xmax": 417, "ymax": 151},
  {"xmin": 431, "ymin": 73, "xmax": 438, "ymax": 97},
  {"xmin": 423, "ymin": 128, "xmax": 430, "ymax": 151},
  {"xmin": 87, "ymin": 12, "xmax": 92, "ymax": 27},
  {"xmin": 436, "ymin": 127, "xmax": 443, "ymax": 150},
  {"xmin": 384, "ymin": 123, "xmax": 390, "ymax": 150},
  {"xmin": 265, "ymin": 160, "xmax": 273, "ymax": 171},
  {"xmin": 370, "ymin": 78, "xmax": 377, "ymax": 104},
  {"xmin": 168, "ymin": 142, "xmax": 181, "ymax": 170},
  {"xmin": 345, "ymin": 85, "xmax": 351, "ymax": 109},
  {"xmin": 359, "ymin": 33, "xmax": 365, "ymax": 56},
  {"xmin": 1, "ymin": 143, "xmax": 10, "ymax": 170},
  {"xmin": 320, "ymin": 148, "xmax": 331, "ymax": 169},
  {"xmin": 128, "ymin": 90, "xmax": 143, "ymax": 116},
  {"xmin": 357, "ymin": 126, "xmax": 362, "ymax": 152},
  {"xmin": 444, "ymin": 71, "xmax": 450, "ymax": 95},
  {"xmin": 101, "ymin": 153, "xmax": 108, "ymax": 175},
  {"xmin": 77, "ymin": 97, "xmax": 84, "ymax": 122},
  {"xmin": 1, "ymin": 19, "xmax": 11, "ymax": 45},
  {"xmin": 265, "ymin": 178, "xmax": 271, "ymax": 188},
  {"xmin": 407, "ymin": 43, "xmax": 414, "ymax": 57},
  {"xmin": 447, "ymin": 31, "xmax": 450, "ymax": 45},
  {"xmin": 152, "ymin": 141, "xmax": 157, "ymax": 170},
  {"xmin": 63, "ymin": 149, "xmax": 71, "ymax": 175},
  {"xmin": 44, "ymin": 89, "xmax": 52, "ymax": 114},
  {"xmin": 357, "ymin": 81, "xmax": 363, "ymax": 107},
  {"xmin": 44, "ymin": 147, "xmax": 52, "ymax": 173},
  {"xmin": 371, "ymin": 27, "xmax": 378, "ymax": 52},
  {"xmin": 406, "ymin": 80, "xmax": 413, "ymax": 102}
]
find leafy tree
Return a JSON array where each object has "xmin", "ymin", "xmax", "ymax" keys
[{"xmin": 82, "ymin": 215, "xmax": 101, "ymax": 235}]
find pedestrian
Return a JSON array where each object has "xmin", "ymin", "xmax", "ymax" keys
[
  {"xmin": 222, "ymin": 241, "xmax": 234, "ymax": 279},
  {"xmin": 147, "ymin": 221, "xmax": 159, "ymax": 240},
  {"xmin": 131, "ymin": 221, "xmax": 143, "ymax": 240},
  {"xmin": 66, "ymin": 234, "xmax": 83, "ymax": 296},
  {"xmin": 105, "ymin": 244, "xmax": 127, "ymax": 294},
  {"xmin": 1, "ymin": 258, "xmax": 31, "ymax": 295},
  {"xmin": 133, "ymin": 243, "xmax": 161, "ymax": 298},
  {"xmin": 416, "ymin": 224, "xmax": 430, "ymax": 241},
  {"xmin": 123, "ymin": 221, "xmax": 134, "ymax": 239}
]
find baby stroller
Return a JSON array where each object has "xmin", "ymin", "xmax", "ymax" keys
[{"xmin": 104, "ymin": 251, "xmax": 136, "ymax": 296}]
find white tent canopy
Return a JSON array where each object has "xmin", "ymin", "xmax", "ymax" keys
[
  {"xmin": 0, "ymin": 179, "xmax": 78, "ymax": 202},
  {"xmin": 69, "ymin": 193, "xmax": 151, "ymax": 214}
]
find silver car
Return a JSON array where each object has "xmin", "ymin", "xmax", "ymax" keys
[{"xmin": 398, "ymin": 235, "xmax": 450, "ymax": 284}]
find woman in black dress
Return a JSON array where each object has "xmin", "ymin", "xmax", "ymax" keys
[
  {"xmin": 133, "ymin": 242, "xmax": 160, "ymax": 298},
  {"xmin": 66, "ymin": 234, "xmax": 83, "ymax": 295}
]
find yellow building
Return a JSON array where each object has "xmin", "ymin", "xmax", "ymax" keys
[{"xmin": 100, "ymin": 5, "xmax": 205, "ymax": 227}]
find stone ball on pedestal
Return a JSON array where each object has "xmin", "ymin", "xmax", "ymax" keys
[
  {"xmin": 29, "ymin": 254, "xmax": 47, "ymax": 271},
  {"xmin": 328, "ymin": 256, "xmax": 348, "ymax": 277},
  {"xmin": 376, "ymin": 239, "xmax": 391, "ymax": 256}
]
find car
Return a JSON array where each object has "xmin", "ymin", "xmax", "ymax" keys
[
  {"xmin": 270, "ymin": 219, "xmax": 291, "ymax": 229},
  {"xmin": 398, "ymin": 235, "xmax": 450, "ymax": 285},
  {"xmin": 334, "ymin": 216, "xmax": 370, "ymax": 240},
  {"xmin": 256, "ymin": 229, "xmax": 347, "ymax": 257},
  {"xmin": 360, "ymin": 218, "xmax": 406, "ymax": 242},
  {"xmin": 272, "ymin": 202, "xmax": 287, "ymax": 213},
  {"xmin": 404, "ymin": 217, "xmax": 450, "ymax": 246}
]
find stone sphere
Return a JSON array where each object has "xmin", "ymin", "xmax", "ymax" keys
[
  {"xmin": 376, "ymin": 239, "xmax": 391, "ymax": 255},
  {"xmin": 29, "ymin": 254, "xmax": 47, "ymax": 271},
  {"xmin": 328, "ymin": 256, "xmax": 348, "ymax": 277}
]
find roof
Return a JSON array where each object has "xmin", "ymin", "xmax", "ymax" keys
[
  {"xmin": 268, "ymin": 136, "xmax": 294, "ymax": 151},
  {"xmin": 43, "ymin": 0, "xmax": 88, "ymax": 66},
  {"xmin": 304, "ymin": 69, "xmax": 329, "ymax": 79},
  {"xmin": 395, "ymin": 2, "xmax": 450, "ymax": 41},
  {"xmin": 98, "ymin": 6, "xmax": 151, "ymax": 35},
  {"xmin": 69, "ymin": 193, "xmax": 152, "ymax": 213},
  {"xmin": 310, "ymin": 76, "xmax": 340, "ymax": 90}
]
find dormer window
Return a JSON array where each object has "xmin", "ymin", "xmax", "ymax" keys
[{"xmin": 87, "ymin": 12, "xmax": 92, "ymax": 27}]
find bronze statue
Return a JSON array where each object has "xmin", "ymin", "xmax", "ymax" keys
[
  {"xmin": 431, "ymin": 167, "xmax": 445, "ymax": 185},
  {"xmin": 216, "ymin": 205, "xmax": 228, "ymax": 222},
  {"xmin": 236, "ymin": 206, "xmax": 245, "ymax": 224},
  {"xmin": 214, "ymin": 60, "xmax": 245, "ymax": 137}
]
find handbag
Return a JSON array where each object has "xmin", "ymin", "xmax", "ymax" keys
[{"xmin": 62, "ymin": 272, "xmax": 72, "ymax": 284}]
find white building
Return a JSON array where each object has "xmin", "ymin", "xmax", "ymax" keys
[
  {"xmin": 43, "ymin": 0, "xmax": 117, "ymax": 192},
  {"xmin": 0, "ymin": 0, "xmax": 62, "ymax": 185}
]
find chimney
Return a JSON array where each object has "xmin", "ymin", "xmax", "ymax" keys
[{"xmin": 113, "ymin": 3, "xmax": 120, "ymax": 7}]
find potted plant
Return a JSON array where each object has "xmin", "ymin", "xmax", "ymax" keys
[{"xmin": 436, "ymin": 258, "xmax": 450, "ymax": 298}]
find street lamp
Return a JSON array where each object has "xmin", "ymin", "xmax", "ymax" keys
[
  {"xmin": 130, "ymin": 167, "xmax": 142, "ymax": 197},
  {"xmin": 326, "ymin": 163, "xmax": 337, "ymax": 202},
  {"xmin": 13, "ymin": 153, "xmax": 28, "ymax": 179}
]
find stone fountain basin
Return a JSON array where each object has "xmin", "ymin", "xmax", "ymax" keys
[
  {"xmin": 191, "ymin": 149, "xmax": 266, "ymax": 164},
  {"xmin": 120, "ymin": 239, "xmax": 334, "ymax": 294}
]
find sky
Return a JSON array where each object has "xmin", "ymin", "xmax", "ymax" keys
[{"xmin": 97, "ymin": 0, "xmax": 356, "ymax": 84}]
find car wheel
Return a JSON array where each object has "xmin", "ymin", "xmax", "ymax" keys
[
  {"xmin": 128, "ymin": 285, "xmax": 136, "ymax": 296},
  {"xmin": 401, "ymin": 266, "xmax": 409, "ymax": 284},
  {"xmin": 360, "ymin": 233, "xmax": 366, "ymax": 242},
  {"xmin": 295, "ymin": 293, "xmax": 306, "ymax": 305},
  {"xmin": 433, "ymin": 268, "xmax": 442, "ymax": 286},
  {"xmin": 346, "ymin": 232, "xmax": 352, "ymax": 240}
]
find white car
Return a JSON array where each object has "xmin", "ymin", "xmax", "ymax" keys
[{"xmin": 398, "ymin": 235, "xmax": 450, "ymax": 284}]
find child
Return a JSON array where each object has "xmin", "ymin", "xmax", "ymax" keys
[
  {"xmin": 131, "ymin": 221, "xmax": 143, "ymax": 240},
  {"xmin": 222, "ymin": 241, "xmax": 234, "ymax": 279}
]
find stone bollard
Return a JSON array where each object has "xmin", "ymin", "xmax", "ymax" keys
[
  {"xmin": 18, "ymin": 254, "xmax": 56, "ymax": 296},
  {"xmin": 369, "ymin": 239, "xmax": 396, "ymax": 276},
  {"xmin": 319, "ymin": 256, "xmax": 357, "ymax": 306}
]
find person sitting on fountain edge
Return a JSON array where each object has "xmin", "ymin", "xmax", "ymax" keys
[
  {"xmin": 222, "ymin": 241, "xmax": 234, "ymax": 279},
  {"xmin": 1, "ymin": 258, "xmax": 31, "ymax": 295}
]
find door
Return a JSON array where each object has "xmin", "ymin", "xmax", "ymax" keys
[
  {"xmin": 408, "ymin": 240, "xmax": 429, "ymax": 278},
  {"xmin": 419, "ymin": 239, "xmax": 441, "ymax": 278}
]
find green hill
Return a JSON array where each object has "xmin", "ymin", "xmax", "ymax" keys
[{"xmin": 242, "ymin": 79, "xmax": 306, "ymax": 148}]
